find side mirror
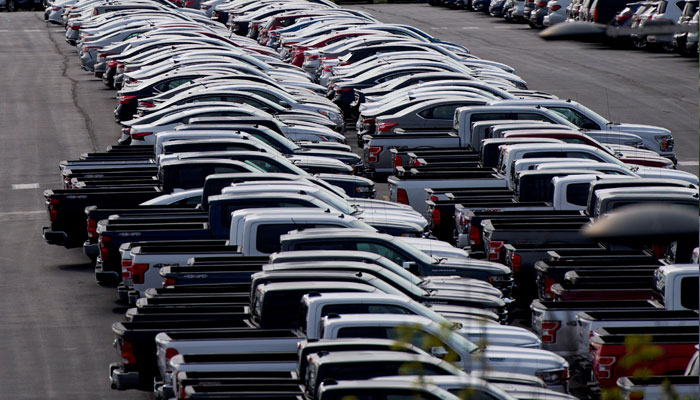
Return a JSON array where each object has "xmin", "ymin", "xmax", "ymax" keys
[
  {"xmin": 402, "ymin": 261, "xmax": 416, "ymax": 271},
  {"xmin": 430, "ymin": 346, "xmax": 448, "ymax": 358}
]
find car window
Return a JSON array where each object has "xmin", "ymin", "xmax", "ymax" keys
[
  {"xmin": 244, "ymin": 159, "xmax": 288, "ymax": 173},
  {"xmin": 167, "ymin": 78, "xmax": 193, "ymax": 90},
  {"xmin": 366, "ymin": 304, "xmax": 414, "ymax": 314},
  {"xmin": 336, "ymin": 326, "xmax": 390, "ymax": 339},
  {"xmin": 447, "ymin": 389, "xmax": 499, "ymax": 400},
  {"xmin": 249, "ymin": 90, "xmax": 281, "ymax": 103},
  {"xmin": 173, "ymin": 195, "xmax": 201, "ymax": 206},
  {"xmin": 566, "ymin": 183, "xmax": 590, "ymax": 206},
  {"xmin": 566, "ymin": 151, "xmax": 604, "ymax": 161},
  {"xmin": 548, "ymin": 107, "xmax": 600, "ymax": 130},
  {"xmin": 420, "ymin": 104, "xmax": 460, "ymax": 120},
  {"xmin": 356, "ymin": 242, "xmax": 408, "ymax": 265},
  {"xmin": 190, "ymin": 95, "xmax": 225, "ymax": 103},
  {"xmin": 386, "ymin": 327, "xmax": 461, "ymax": 362},
  {"xmin": 680, "ymin": 276, "xmax": 698, "ymax": 309},
  {"xmin": 515, "ymin": 112, "xmax": 551, "ymax": 122}
]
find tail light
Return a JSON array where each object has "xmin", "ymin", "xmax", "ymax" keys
[
  {"xmin": 121, "ymin": 341, "xmax": 136, "ymax": 365},
  {"xmin": 541, "ymin": 320, "xmax": 561, "ymax": 343},
  {"xmin": 362, "ymin": 117, "xmax": 375, "ymax": 126},
  {"xmin": 52, "ymin": 6, "xmax": 61, "ymax": 10},
  {"xmin": 130, "ymin": 131, "xmax": 153, "ymax": 141},
  {"xmin": 163, "ymin": 277, "xmax": 176, "ymax": 287},
  {"xmin": 138, "ymin": 101, "xmax": 154, "ymax": 108},
  {"xmin": 106, "ymin": 60, "xmax": 117, "ymax": 68},
  {"xmin": 202, "ymin": 4, "xmax": 211, "ymax": 9},
  {"xmin": 118, "ymin": 95, "xmax": 137, "ymax": 104},
  {"xmin": 537, "ymin": 1, "xmax": 546, "ymax": 6},
  {"xmin": 410, "ymin": 158, "xmax": 420, "ymax": 167},
  {"xmin": 543, "ymin": 277, "xmax": 555, "ymax": 299},
  {"xmin": 99, "ymin": 235, "xmax": 111, "ymax": 262},
  {"xmin": 48, "ymin": 198, "xmax": 60, "ymax": 222},
  {"xmin": 308, "ymin": 54, "xmax": 319, "ymax": 60},
  {"xmin": 393, "ymin": 155, "xmax": 402, "ymax": 167},
  {"xmin": 121, "ymin": 259, "xmax": 132, "ymax": 279},
  {"xmin": 87, "ymin": 218, "xmax": 97, "ymax": 238},
  {"xmin": 81, "ymin": 45, "xmax": 100, "ymax": 53},
  {"xmin": 651, "ymin": 243, "xmax": 665, "ymax": 258},
  {"xmin": 511, "ymin": 253, "xmax": 521, "ymax": 273},
  {"xmin": 367, "ymin": 146, "xmax": 382, "ymax": 163},
  {"xmin": 335, "ymin": 87, "xmax": 352, "ymax": 94},
  {"xmin": 431, "ymin": 208, "xmax": 441, "ymax": 227},
  {"xmin": 429, "ymin": 195, "xmax": 438, "ymax": 202},
  {"xmin": 550, "ymin": 4, "xmax": 561, "ymax": 10},
  {"xmin": 184, "ymin": 0, "xmax": 194, "ymax": 7},
  {"xmin": 397, "ymin": 189, "xmax": 409, "ymax": 205},
  {"xmin": 322, "ymin": 65, "xmax": 333, "ymax": 72},
  {"xmin": 458, "ymin": 214, "xmax": 467, "ymax": 230},
  {"xmin": 596, "ymin": 356, "xmax": 617, "ymax": 380},
  {"xmin": 377, "ymin": 122, "xmax": 398, "ymax": 132},
  {"xmin": 487, "ymin": 240, "xmax": 504, "ymax": 261},
  {"xmin": 131, "ymin": 263, "xmax": 148, "ymax": 284},
  {"xmin": 592, "ymin": 8, "xmax": 598, "ymax": 21},
  {"xmin": 164, "ymin": 348, "xmax": 179, "ymax": 373},
  {"xmin": 71, "ymin": 24, "xmax": 81, "ymax": 30},
  {"xmin": 469, "ymin": 225, "xmax": 481, "ymax": 245}
]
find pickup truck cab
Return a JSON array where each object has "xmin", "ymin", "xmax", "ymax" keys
[
  {"xmin": 488, "ymin": 99, "xmax": 675, "ymax": 161},
  {"xmin": 279, "ymin": 228, "xmax": 514, "ymax": 296},
  {"xmin": 319, "ymin": 314, "xmax": 569, "ymax": 391}
]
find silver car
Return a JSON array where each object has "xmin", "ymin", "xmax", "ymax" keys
[{"xmin": 543, "ymin": 0, "xmax": 572, "ymax": 25}]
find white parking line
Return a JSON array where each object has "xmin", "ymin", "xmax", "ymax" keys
[
  {"xmin": 11, "ymin": 183, "xmax": 40, "ymax": 189},
  {"xmin": 0, "ymin": 211, "xmax": 44, "ymax": 216},
  {"xmin": 22, "ymin": 29, "xmax": 41, "ymax": 32},
  {"xmin": 461, "ymin": 27, "xmax": 481, "ymax": 29},
  {"xmin": 677, "ymin": 160, "xmax": 699, "ymax": 166},
  {"xmin": 0, "ymin": 30, "xmax": 9, "ymax": 32}
]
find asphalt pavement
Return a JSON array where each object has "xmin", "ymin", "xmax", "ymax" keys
[{"xmin": 0, "ymin": 6, "xmax": 696, "ymax": 400}]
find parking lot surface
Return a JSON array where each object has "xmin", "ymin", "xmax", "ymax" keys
[{"xmin": 0, "ymin": 6, "xmax": 695, "ymax": 399}]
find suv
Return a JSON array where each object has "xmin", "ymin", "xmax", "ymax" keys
[
  {"xmin": 646, "ymin": 0, "xmax": 687, "ymax": 50},
  {"xmin": 588, "ymin": 0, "xmax": 636, "ymax": 23},
  {"xmin": 672, "ymin": 0, "xmax": 699, "ymax": 54}
]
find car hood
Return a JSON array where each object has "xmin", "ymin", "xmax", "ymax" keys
[
  {"xmin": 478, "ymin": 346, "xmax": 568, "ymax": 375},
  {"xmin": 424, "ymin": 290, "xmax": 505, "ymax": 308},
  {"xmin": 292, "ymin": 148, "xmax": 361, "ymax": 164},
  {"xmin": 608, "ymin": 122, "xmax": 671, "ymax": 136},
  {"xmin": 457, "ymin": 324, "xmax": 541, "ymax": 348},
  {"xmin": 439, "ymin": 258, "xmax": 511, "ymax": 275}
]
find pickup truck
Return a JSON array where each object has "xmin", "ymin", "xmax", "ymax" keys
[
  {"xmin": 363, "ymin": 105, "xmax": 574, "ymax": 180},
  {"xmin": 43, "ymin": 159, "xmax": 258, "ymax": 249},
  {"xmin": 103, "ymin": 209, "xmax": 374, "ymax": 289},
  {"xmin": 110, "ymin": 279, "xmax": 381, "ymax": 391},
  {"xmin": 317, "ymin": 314, "xmax": 570, "ymax": 392},
  {"xmin": 278, "ymin": 228, "xmax": 515, "ymax": 297},
  {"xmin": 589, "ymin": 327, "xmax": 698, "ymax": 389}
]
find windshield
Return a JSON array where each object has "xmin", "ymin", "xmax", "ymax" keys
[{"xmin": 313, "ymin": 189, "xmax": 355, "ymax": 214}]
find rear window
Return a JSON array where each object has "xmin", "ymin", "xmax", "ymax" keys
[
  {"xmin": 256, "ymin": 224, "xmax": 342, "ymax": 254},
  {"xmin": 680, "ymin": 276, "xmax": 698, "ymax": 310},
  {"xmin": 566, "ymin": 183, "xmax": 590, "ymax": 206}
]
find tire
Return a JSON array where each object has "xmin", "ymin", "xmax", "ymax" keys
[{"xmin": 631, "ymin": 37, "xmax": 647, "ymax": 49}]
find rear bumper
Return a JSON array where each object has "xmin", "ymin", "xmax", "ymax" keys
[
  {"xmin": 83, "ymin": 240, "xmax": 98, "ymax": 260},
  {"xmin": 109, "ymin": 363, "xmax": 140, "ymax": 390},
  {"xmin": 95, "ymin": 262, "xmax": 120, "ymax": 285},
  {"xmin": 43, "ymin": 227, "xmax": 67, "ymax": 246}
]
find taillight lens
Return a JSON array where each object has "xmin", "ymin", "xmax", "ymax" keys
[
  {"xmin": 536, "ymin": 367, "xmax": 568, "ymax": 385},
  {"xmin": 377, "ymin": 122, "xmax": 398, "ymax": 133},
  {"xmin": 487, "ymin": 240, "xmax": 504, "ymax": 261},
  {"xmin": 163, "ymin": 277, "xmax": 176, "ymax": 287},
  {"xmin": 469, "ymin": 225, "xmax": 481, "ymax": 245},
  {"xmin": 431, "ymin": 208, "xmax": 441, "ymax": 227},
  {"xmin": 510, "ymin": 253, "xmax": 521, "ymax": 273},
  {"xmin": 367, "ymin": 146, "xmax": 382, "ymax": 163},
  {"xmin": 118, "ymin": 95, "xmax": 137, "ymax": 105},
  {"xmin": 131, "ymin": 263, "xmax": 148, "ymax": 285},
  {"xmin": 393, "ymin": 155, "xmax": 402, "ymax": 167},
  {"xmin": 164, "ymin": 348, "xmax": 178, "ymax": 373},
  {"xmin": 130, "ymin": 131, "xmax": 153, "ymax": 141},
  {"xmin": 543, "ymin": 277, "xmax": 555, "ymax": 299},
  {"xmin": 106, "ymin": 60, "xmax": 117, "ymax": 68},
  {"xmin": 121, "ymin": 259, "xmax": 132, "ymax": 279},
  {"xmin": 362, "ymin": 117, "xmax": 375, "ymax": 126},
  {"xmin": 87, "ymin": 218, "xmax": 97, "ymax": 238},
  {"xmin": 99, "ymin": 235, "xmax": 111, "ymax": 262},
  {"xmin": 537, "ymin": 1, "xmax": 546, "ymax": 6},
  {"xmin": 541, "ymin": 320, "xmax": 561, "ymax": 343},
  {"xmin": 121, "ymin": 341, "xmax": 136, "ymax": 365},
  {"xmin": 138, "ymin": 101, "xmax": 154, "ymax": 108},
  {"xmin": 48, "ymin": 198, "xmax": 60, "ymax": 222},
  {"xmin": 397, "ymin": 189, "xmax": 409, "ymax": 205},
  {"xmin": 550, "ymin": 4, "xmax": 561, "ymax": 10}
]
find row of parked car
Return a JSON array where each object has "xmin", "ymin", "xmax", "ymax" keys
[
  {"xmin": 41, "ymin": 0, "xmax": 698, "ymax": 398},
  {"xmin": 428, "ymin": 0, "xmax": 699, "ymax": 56}
]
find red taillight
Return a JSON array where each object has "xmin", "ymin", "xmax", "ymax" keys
[
  {"xmin": 81, "ymin": 45, "xmax": 100, "ymax": 53},
  {"xmin": 377, "ymin": 122, "xmax": 398, "ymax": 133},
  {"xmin": 308, "ymin": 54, "xmax": 319, "ymax": 60},
  {"xmin": 87, "ymin": 218, "xmax": 97, "ymax": 238},
  {"xmin": 487, "ymin": 240, "xmax": 504, "ymax": 261},
  {"xmin": 106, "ymin": 60, "xmax": 118, "ymax": 69},
  {"xmin": 121, "ymin": 341, "xmax": 136, "ymax": 365},
  {"xmin": 131, "ymin": 263, "xmax": 148, "ymax": 285},
  {"xmin": 130, "ymin": 131, "xmax": 153, "ymax": 141},
  {"xmin": 99, "ymin": 235, "xmax": 111, "ymax": 262},
  {"xmin": 52, "ymin": 6, "xmax": 60, "ymax": 10},
  {"xmin": 367, "ymin": 146, "xmax": 382, "ymax": 163},
  {"xmin": 469, "ymin": 225, "xmax": 481, "ymax": 246},
  {"xmin": 163, "ymin": 277, "xmax": 176, "ymax": 287},
  {"xmin": 397, "ymin": 189, "xmax": 409, "ymax": 205},
  {"xmin": 510, "ymin": 253, "xmax": 521, "ymax": 273},
  {"xmin": 596, "ymin": 356, "xmax": 617, "ymax": 380},
  {"xmin": 537, "ymin": 1, "xmax": 546, "ymax": 6},
  {"xmin": 410, "ymin": 158, "xmax": 420, "ymax": 167},
  {"xmin": 592, "ymin": 8, "xmax": 598, "ymax": 21},
  {"xmin": 543, "ymin": 277, "xmax": 555, "ymax": 299},
  {"xmin": 362, "ymin": 117, "xmax": 375, "ymax": 126},
  {"xmin": 541, "ymin": 320, "xmax": 561, "ymax": 343},
  {"xmin": 431, "ymin": 208, "xmax": 441, "ymax": 227},
  {"xmin": 184, "ymin": 0, "xmax": 194, "ymax": 6},
  {"xmin": 322, "ymin": 65, "xmax": 333, "ymax": 72},
  {"xmin": 201, "ymin": 4, "xmax": 211, "ymax": 9},
  {"xmin": 122, "ymin": 259, "xmax": 132, "ymax": 279},
  {"xmin": 335, "ymin": 88, "xmax": 352, "ymax": 94},
  {"xmin": 48, "ymin": 198, "xmax": 60, "ymax": 222},
  {"xmin": 393, "ymin": 155, "xmax": 402, "ymax": 167},
  {"xmin": 651, "ymin": 243, "xmax": 665, "ymax": 258},
  {"xmin": 118, "ymin": 95, "xmax": 137, "ymax": 105},
  {"xmin": 429, "ymin": 195, "xmax": 438, "ymax": 202},
  {"xmin": 550, "ymin": 4, "xmax": 561, "ymax": 10},
  {"xmin": 138, "ymin": 101, "xmax": 154, "ymax": 108},
  {"xmin": 71, "ymin": 24, "xmax": 81, "ymax": 30},
  {"xmin": 164, "ymin": 348, "xmax": 178, "ymax": 373}
]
